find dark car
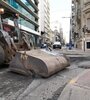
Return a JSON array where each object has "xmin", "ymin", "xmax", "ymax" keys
[{"xmin": 41, "ymin": 43, "xmax": 47, "ymax": 48}]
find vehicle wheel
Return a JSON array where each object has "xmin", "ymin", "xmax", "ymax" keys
[
  {"xmin": 53, "ymin": 46, "xmax": 55, "ymax": 49},
  {"xmin": 59, "ymin": 47, "xmax": 61, "ymax": 49}
]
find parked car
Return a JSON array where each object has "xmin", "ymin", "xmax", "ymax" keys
[
  {"xmin": 53, "ymin": 41, "xmax": 62, "ymax": 49},
  {"xmin": 41, "ymin": 43, "xmax": 47, "ymax": 48}
]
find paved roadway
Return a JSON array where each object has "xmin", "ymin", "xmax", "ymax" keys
[{"xmin": 0, "ymin": 48, "xmax": 90, "ymax": 100}]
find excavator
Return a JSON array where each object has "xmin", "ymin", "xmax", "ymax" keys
[
  {"xmin": 0, "ymin": 13, "xmax": 33, "ymax": 65},
  {"xmin": 0, "ymin": 9, "xmax": 70, "ymax": 77},
  {"xmin": 9, "ymin": 15, "xmax": 70, "ymax": 77}
]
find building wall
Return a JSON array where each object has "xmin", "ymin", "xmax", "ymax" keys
[
  {"xmin": 71, "ymin": 0, "xmax": 82, "ymax": 44},
  {"xmin": 71, "ymin": 0, "xmax": 90, "ymax": 51},
  {"xmin": 6, "ymin": 0, "xmax": 39, "ymax": 31},
  {"xmin": 0, "ymin": 0, "xmax": 40, "ymax": 46},
  {"xmin": 39, "ymin": 0, "xmax": 50, "ymax": 34}
]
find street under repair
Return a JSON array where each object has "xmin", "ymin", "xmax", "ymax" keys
[
  {"xmin": 0, "ymin": 1, "xmax": 90, "ymax": 100},
  {"xmin": 0, "ymin": 51, "xmax": 89, "ymax": 100}
]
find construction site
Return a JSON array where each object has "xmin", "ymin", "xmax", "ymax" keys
[{"xmin": 0, "ymin": 0, "xmax": 90, "ymax": 100}]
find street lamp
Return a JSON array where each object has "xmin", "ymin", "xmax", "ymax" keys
[
  {"xmin": 0, "ymin": 8, "xmax": 4, "ymax": 30},
  {"xmin": 0, "ymin": 8, "xmax": 4, "ymax": 14}
]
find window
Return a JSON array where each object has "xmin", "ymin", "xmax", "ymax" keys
[
  {"xmin": 87, "ymin": 18, "xmax": 90, "ymax": 30},
  {"xmin": 87, "ymin": 42, "xmax": 90, "ymax": 49},
  {"xmin": 8, "ymin": 0, "xmax": 18, "ymax": 8}
]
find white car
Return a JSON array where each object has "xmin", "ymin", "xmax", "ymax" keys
[{"xmin": 53, "ymin": 41, "xmax": 62, "ymax": 49}]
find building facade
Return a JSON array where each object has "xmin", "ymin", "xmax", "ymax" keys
[
  {"xmin": 71, "ymin": 0, "xmax": 82, "ymax": 49},
  {"xmin": 0, "ymin": 0, "xmax": 40, "ymax": 46},
  {"xmin": 71, "ymin": 0, "xmax": 90, "ymax": 51},
  {"xmin": 39, "ymin": 0, "xmax": 50, "ymax": 43},
  {"xmin": 52, "ymin": 29, "xmax": 64, "ymax": 45}
]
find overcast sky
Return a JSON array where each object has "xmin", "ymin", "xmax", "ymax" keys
[{"xmin": 49, "ymin": 0, "xmax": 72, "ymax": 43}]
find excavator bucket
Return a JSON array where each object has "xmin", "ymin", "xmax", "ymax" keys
[{"xmin": 9, "ymin": 49, "xmax": 70, "ymax": 77}]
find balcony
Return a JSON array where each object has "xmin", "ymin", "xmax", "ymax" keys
[
  {"xmin": 84, "ymin": 0, "xmax": 90, "ymax": 5},
  {"xmin": 76, "ymin": 0, "xmax": 80, "ymax": 3},
  {"xmin": 72, "ymin": 5, "xmax": 75, "ymax": 11},
  {"xmin": 72, "ymin": 0, "xmax": 74, "ymax": 4},
  {"xmin": 72, "ymin": 12, "xmax": 75, "ymax": 17},
  {"xmin": 83, "ymin": 0, "xmax": 90, "ymax": 13},
  {"xmin": 77, "ymin": 9, "xmax": 81, "ymax": 20}
]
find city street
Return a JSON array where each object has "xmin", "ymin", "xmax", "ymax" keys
[
  {"xmin": 0, "ymin": 0, "xmax": 90, "ymax": 100},
  {"xmin": 0, "ymin": 49, "xmax": 89, "ymax": 100}
]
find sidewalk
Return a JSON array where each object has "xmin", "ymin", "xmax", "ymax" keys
[{"xmin": 59, "ymin": 48, "xmax": 90, "ymax": 56}]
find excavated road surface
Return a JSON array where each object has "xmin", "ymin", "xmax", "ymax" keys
[{"xmin": 0, "ymin": 51, "xmax": 90, "ymax": 100}]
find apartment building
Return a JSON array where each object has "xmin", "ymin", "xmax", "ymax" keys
[
  {"xmin": 71, "ymin": 0, "xmax": 82, "ymax": 48},
  {"xmin": 39, "ymin": 0, "xmax": 50, "ymax": 43},
  {"xmin": 71, "ymin": 0, "xmax": 90, "ymax": 51},
  {"xmin": 0, "ymin": 0, "xmax": 40, "ymax": 46}
]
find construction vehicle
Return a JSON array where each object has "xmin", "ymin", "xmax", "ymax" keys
[
  {"xmin": 0, "ymin": 9, "xmax": 70, "ymax": 77},
  {"xmin": 9, "ymin": 49, "xmax": 70, "ymax": 77},
  {"xmin": 0, "ymin": 12, "xmax": 33, "ymax": 65}
]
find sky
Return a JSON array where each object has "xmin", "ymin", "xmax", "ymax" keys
[{"xmin": 49, "ymin": 0, "xmax": 72, "ymax": 43}]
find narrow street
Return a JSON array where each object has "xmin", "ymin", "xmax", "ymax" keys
[{"xmin": 0, "ymin": 49, "xmax": 89, "ymax": 100}]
